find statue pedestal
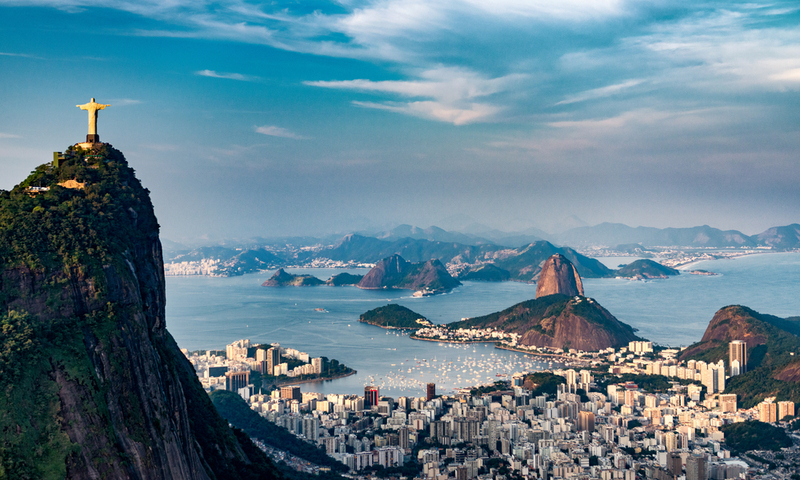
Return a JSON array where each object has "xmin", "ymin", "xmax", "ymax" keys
[{"xmin": 75, "ymin": 141, "xmax": 106, "ymax": 150}]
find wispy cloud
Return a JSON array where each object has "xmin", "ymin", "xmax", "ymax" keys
[
  {"xmin": 307, "ymin": 67, "xmax": 527, "ymax": 124},
  {"xmin": 109, "ymin": 98, "xmax": 142, "ymax": 106},
  {"xmin": 555, "ymin": 79, "xmax": 644, "ymax": 105},
  {"xmin": 195, "ymin": 69, "xmax": 260, "ymax": 82},
  {"xmin": 0, "ymin": 133, "xmax": 21, "ymax": 139},
  {"xmin": 0, "ymin": 51, "xmax": 42, "ymax": 59},
  {"xmin": 255, "ymin": 125, "xmax": 307, "ymax": 139}
]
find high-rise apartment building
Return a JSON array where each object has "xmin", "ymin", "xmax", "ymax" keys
[
  {"xmin": 225, "ymin": 370, "xmax": 250, "ymax": 391},
  {"xmin": 758, "ymin": 401, "xmax": 777, "ymax": 423},
  {"xmin": 667, "ymin": 452, "xmax": 682, "ymax": 477},
  {"xmin": 778, "ymin": 401, "xmax": 795, "ymax": 421},
  {"xmin": 577, "ymin": 411, "xmax": 595, "ymax": 432},
  {"xmin": 729, "ymin": 340, "xmax": 747, "ymax": 376},
  {"xmin": 686, "ymin": 454, "xmax": 706, "ymax": 480},
  {"xmin": 312, "ymin": 357, "xmax": 323, "ymax": 374},
  {"xmin": 280, "ymin": 386, "xmax": 302, "ymax": 402},
  {"xmin": 266, "ymin": 347, "xmax": 281, "ymax": 376},
  {"xmin": 365, "ymin": 386, "xmax": 379, "ymax": 408},
  {"xmin": 426, "ymin": 383, "xmax": 436, "ymax": 401},
  {"xmin": 226, "ymin": 339, "xmax": 250, "ymax": 361}
]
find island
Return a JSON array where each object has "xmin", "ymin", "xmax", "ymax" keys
[
  {"xmin": 358, "ymin": 304, "xmax": 434, "ymax": 329},
  {"xmin": 615, "ymin": 259, "xmax": 680, "ymax": 279},
  {"xmin": 326, "ymin": 272, "xmax": 364, "ymax": 285},
  {"xmin": 357, "ymin": 254, "xmax": 461, "ymax": 293},
  {"xmin": 261, "ymin": 268, "xmax": 325, "ymax": 286}
]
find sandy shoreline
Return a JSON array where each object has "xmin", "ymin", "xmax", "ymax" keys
[{"xmin": 672, "ymin": 251, "xmax": 771, "ymax": 271}]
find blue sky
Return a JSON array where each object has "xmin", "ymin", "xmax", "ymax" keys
[{"xmin": 1, "ymin": 0, "xmax": 799, "ymax": 241}]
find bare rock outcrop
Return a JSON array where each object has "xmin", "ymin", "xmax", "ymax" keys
[{"xmin": 535, "ymin": 254, "xmax": 584, "ymax": 298}]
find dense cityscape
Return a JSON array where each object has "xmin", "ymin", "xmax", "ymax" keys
[{"xmin": 186, "ymin": 337, "xmax": 800, "ymax": 480}]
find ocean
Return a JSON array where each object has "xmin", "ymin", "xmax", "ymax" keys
[{"xmin": 165, "ymin": 252, "xmax": 800, "ymax": 397}]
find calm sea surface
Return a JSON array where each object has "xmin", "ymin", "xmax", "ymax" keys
[{"xmin": 165, "ymin": 252, "xmax": 800, "ymax": 397}]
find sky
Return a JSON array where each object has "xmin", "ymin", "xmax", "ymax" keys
[{"xmin": 1, "ymin": 0, "xmax": 799, "ymax": 242}]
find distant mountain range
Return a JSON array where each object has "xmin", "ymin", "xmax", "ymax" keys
[{"xmin": 162, "ymin": 222, "xmax": 800, "ymax": 277}]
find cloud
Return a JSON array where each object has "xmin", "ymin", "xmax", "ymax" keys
[
  {"xmin": 307, "ymin": 67, "xmax": 526, "ymax": 124},
  {"xmin": 353, "ymin": 100, "xmax": 501, "ymax": 125},
  {"xmin": 109, "ymin": 98, "xmax": 142, "ymax": 106},
  {"xmin": 255, "ymin": 125, "xmax": 307, "ymax": 139},
  {"xmin": 555, "ymin": 79, "xmax": 644, "ymax": 105},
  {"xmin": 0, "ymin": 51, "xmax": 41, "ymax": 58},
  {"xmin": 0, "ymin": 133, "xmax": 21, "ymax": 139},
  {"xmin": 195, "ymin": 69, "xmax": 259, "ymax": 81}
]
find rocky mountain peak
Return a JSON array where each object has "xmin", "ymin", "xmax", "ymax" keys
[{"xmin": 535, "ymin": 253, "xmax": 584, "ymax": 298}]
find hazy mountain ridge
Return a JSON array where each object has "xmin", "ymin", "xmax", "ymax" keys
[{"xmin": 161, "ymin": 222, "xmax": 800, "ymax": 278}]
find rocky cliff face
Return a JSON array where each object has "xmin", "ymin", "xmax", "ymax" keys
[
  {"xmin": 357, "ymin": 254, "xmax": 461, "ymax": 291},
  {"xmin": 0, "ymin": 144, "xmax": 279, "ymax": 479},
  {"xmin": 535, "ymin": 254, "xmax": 584, "ymax": 299},
  {"xmin": 450, "ymin": 294, "xmax": 639, "ymax": 351}
]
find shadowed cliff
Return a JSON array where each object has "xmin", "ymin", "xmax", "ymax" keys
[{"xmin": 0, "ymin": 144, "xmax": 280, "ymax": 479}]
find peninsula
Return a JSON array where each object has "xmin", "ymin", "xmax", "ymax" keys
[{"xmin": 358, "ymin": 304, "xmax": 434, "ymax": 329}]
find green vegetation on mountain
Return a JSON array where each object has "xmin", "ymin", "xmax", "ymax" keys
[
  {"xmin": 262, "ymin": 268, "xmax": 325, "ymax": 286},
  {"xmin": 326, "ymin": 272, "xmax": 364, "ymax": 285},
  {"xmin": 614, "ymin": 259, "xmax": 679, "ymax": 279},
  {"xmin": 720, "ymin": 421, "xmax": 792, "ymax": 455},
  {"xmin": 681, "ymin": 305, "xmax": 800, "ymax": 407},
  {"xmin": 523, "ymin": 372, "xmax": 567, "ymax": 397},
  {"xmin": 359, "ymin": 304, "xmax": 433, "ymax": 329},
  {"xmin": 449, "ymin": 294, "xmax": 638, "ymax": 351},
  {"xmin": 0, "ymin": 145, "xmax": 280, "ymax": 479},
  {"xmin": 210, "ymin": 390, "xmax": 347, "ymax": 476},
  {"xmin": 595, "ymin": 373, "xmax": 700, "ymax": 395},
  {"xmin": 457, "ymin": 264, "xmax": 511, "ymax": 281}
]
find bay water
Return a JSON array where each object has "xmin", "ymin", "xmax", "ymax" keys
[{"xmin": 165, "ymin": 252, "xmax": 800, "ymax": 397}]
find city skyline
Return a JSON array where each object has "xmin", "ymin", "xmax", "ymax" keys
[{"xmin": 2, "ymin": 1, "xmax": 800, "ymax": 240}]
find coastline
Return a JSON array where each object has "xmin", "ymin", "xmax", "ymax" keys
[
  {"xmin": 409, "ymin": 335, "xmax": 499, "ymax": 345},
  {"xmin": 494, "ymin": 344, "xmax": 589, "ymax": 365},
  {"xmin": 359, "ymin": 320, "xmax": 419, "ymax": 331},
  {"xmin": 273, "ymin": 369, "xmax": 357, "ymax": 387},
  {"xmin": 673, "ymin": 251, "xmax": 772, "ymax": 271}
]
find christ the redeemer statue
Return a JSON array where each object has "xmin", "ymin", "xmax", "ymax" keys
[{"xmin": 77, "ymin": 98, "xmax": 110, "ymax": 143}]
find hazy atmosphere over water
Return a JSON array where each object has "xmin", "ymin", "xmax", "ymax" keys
[{"xmin": 2, "ymin": 1, "xmax": 800, "ymax": 239}]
